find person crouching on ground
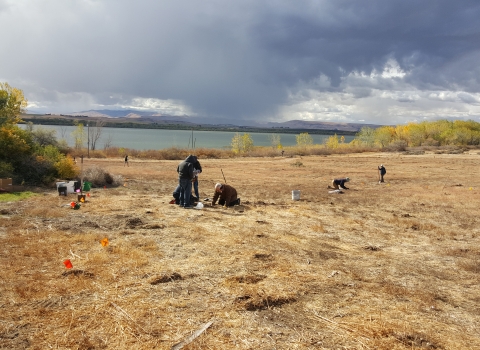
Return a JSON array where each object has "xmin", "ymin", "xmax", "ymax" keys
[
  {"xmin": 332, "ymin": 177, "xmax": 350, "ymax": 190},
  {"xmin": 177, "ymin": 155, "xmax": 196, "ymax": 209},
  {"xmin": 212, "ymin": 183, "xmax": 240, "ymax": 207}
]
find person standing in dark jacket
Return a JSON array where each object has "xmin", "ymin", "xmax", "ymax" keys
[
  {"xmin": 192, "ymin": 157, "xmax": 202, "ymax": 200},
  {"xmin": 177, "ymin": 155, "xmax": 196, "ymax": 208},
  {"xmin": 378, "ymin": 164, "xmax": 386, "ymax": 183}
]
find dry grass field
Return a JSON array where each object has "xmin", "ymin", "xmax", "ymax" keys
[{"xmin": 1, "ymin": 151, "xmax": 479, "ymax": 349}]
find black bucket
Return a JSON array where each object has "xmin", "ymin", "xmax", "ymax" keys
[{"xmin": 58, "ymin": 186, "xmax": 67, "ymax": 196}]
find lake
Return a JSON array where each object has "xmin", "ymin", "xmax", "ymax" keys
[{"xmin": 19, "ymin": 124, "xmax": 355, "ymax": 150}]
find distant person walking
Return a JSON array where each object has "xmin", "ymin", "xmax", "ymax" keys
[
  {"xmin": 378, "ymin": 164, "xmax": 386, "ymax": 183},
  {"xmin": 331, "ymin": 177, "xmax": 350, "ymax": 190},
  {"xmin": 124, "ymin": 155, "xmax": 129, "ymax": 167},
  {"xmin": 177, "ymin": 155, "xmax": 196, "ymax": 208}
]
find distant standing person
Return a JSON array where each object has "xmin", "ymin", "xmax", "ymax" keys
[
  {"xmin": 124, "ymin": 155, "xmax": 129, "ymax": 167},
  {"xmin": 177, "ymin": 155, "xmax": 196, "ymax": 208},
  {"xmin": 212, "ymin": 183, "xmax": 240, "ymax": 207},
  {"xmin": 378, "ymin": 164, "xmax": 386, "ymax": 183},
  {"xmin": 331, "ymin": 177, "xmax": 350, "ymax": 190},
  {"xmin": 192, "ymin": 157, "xmax": 202, "ymax": 200}
]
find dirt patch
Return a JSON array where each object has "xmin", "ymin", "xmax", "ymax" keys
[
  {"xmin": 228, "ymin": 274, "xmax": 267, "ymax": 284},
  {"xmin": 235, "ymin": 294, "xmax": 297, "ymax": 311},
  {"xmin": 149, "ymin": 272, "xmax": 183, "ymax": 284},
  {"xmin": 125, "ymin": 217, "xmax": 144, "ymax": 228},
  {"xmin": 61, "ymin": 270, "xmax": 95, "ymax": 278}
]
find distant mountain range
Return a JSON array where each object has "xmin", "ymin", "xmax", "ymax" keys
[
  {"xmin": 64, "ymin": 109, "xmax": 381, "ymax": 132},
  {"xmin": 38, "ymin": 109, "xmax": 381, "ymax": 132}
]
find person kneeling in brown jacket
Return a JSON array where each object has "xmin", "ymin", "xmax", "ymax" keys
[{"xmin": 212, "ymin": 183, "xmax": 240, "ymax": 207}]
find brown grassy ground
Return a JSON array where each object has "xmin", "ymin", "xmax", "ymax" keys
[{"xmin": 1, "ymin": 151, "xmax": 480, "ymax": 349}]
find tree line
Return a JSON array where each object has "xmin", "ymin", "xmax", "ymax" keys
[
  {"xmin": 355, "ymin": 121, "xmax": 480, "ymax": 148},
  {"xmin": 230, "ymin": 120, "xmax": 480, "ymax": 153},
  {"xmin": 0, "ymin": 83, "xmax": 78, "ymax": 185}
]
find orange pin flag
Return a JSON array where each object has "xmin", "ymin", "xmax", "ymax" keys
[
  {"xmin": 101, "ymin": 238, "xmax": 109, "ymax": 247},
  {"xmin": 63, "ymin": 259, "xmax": 73, "ymax": 269},
  {"xmin": 70, "ymin": 202, "xmax": 76, "ymax": 208}
]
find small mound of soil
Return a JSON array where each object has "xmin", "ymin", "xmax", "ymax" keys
[
  {"xmin": 233, "ymin": 274, "xmax": 266, "ymax": 284},
  {"xmin": 61, "ymin": 270, "xmax": 94, "ymax": 278},
  {"xmin": 125, "ymin": 217, "xmax": 143, "ymax": 228},
  {"xmin": 254, "ymin": 253, "xmax": 273, "ymax": 260},
  {"xmin": 235, "ymin": 294, "xmax": 296, "ymax": 311},
  {"xmin": 149, "ymin": 272, "xmax": 183, "ymax": 285}
]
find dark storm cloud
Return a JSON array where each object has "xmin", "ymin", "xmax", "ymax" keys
[
  {"xmin": 1, "ymin": 0, "xmax": 480, "ymax": 123},
  {"xmin": 253, "ymin": 1, "xmax": 480, "ymax": 88}
]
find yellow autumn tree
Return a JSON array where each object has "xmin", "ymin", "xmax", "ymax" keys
[
  {"xmin": 231, "ymin": 133, "xmax": 254, "ymax": 154},
  {"xmin": 325, "ymin": 134, "xmax": 339, "ymax": 149},
  {"xmin": 374, "ymin": 126, "xmax": 396, "ymax": 148},
  {"xmin": 0, "ymin": 82, "xmax": 28, "ymax": 126},
  {"xmin": 296, "ymin": 132, "xmax": 313, "ymax": 147}
]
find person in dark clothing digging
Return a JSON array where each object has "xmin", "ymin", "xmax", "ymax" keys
[
  {"xmin": 177, "ymin": 155, "xmax": 196, "ymax": 208},
  {"xmin": 212, "ymin": 183, "xmax": 240, "ymax": 207},
  {"xmin": 331, "ymin": 177, "xmax": 350, "ymax": 190}
]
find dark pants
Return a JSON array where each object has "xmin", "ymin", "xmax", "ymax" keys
[
  {"xmin": 179, "ymin": 178, "xmax": 192, "ymax": 207},
  {"xmin": 173, "ymin": 185, "xmax": 181, "ymax": 204},
  {"xmin": 219, "ymin": 198, "xmax": 240, "ymax": 207},
  {"xmin": 193, "ymin": 178, "xmax": 199, "ymax": 199}
]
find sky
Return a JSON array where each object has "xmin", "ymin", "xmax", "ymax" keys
[{"xmin": 1, "ymin": 0, "xmax": 480, "ymax": 125}]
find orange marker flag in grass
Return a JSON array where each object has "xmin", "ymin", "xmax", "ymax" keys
[
  {"xmin": 101, "ymin": 238, "xmax": 109, "ymax": 247},
  {"xmin": 63, "ymin": 259, "xmax": 73, "ymax": 269}
]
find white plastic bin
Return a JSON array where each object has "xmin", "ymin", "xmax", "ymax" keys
[
  {"xmin": 66, "ymin": 181, "xmax": 76, "ymax": 194},
  {"xmin": 292, "ymin": 190, "xmax": 301, "ymax": 200}
]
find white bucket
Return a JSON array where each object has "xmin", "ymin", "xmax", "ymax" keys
[
  {"xmin": 292, "ymin": 190, "xmax": 301, "ymax": 200},
  {"xmin": 66, "ymin": 182, "xmax": 75, "ymax": 194}
]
